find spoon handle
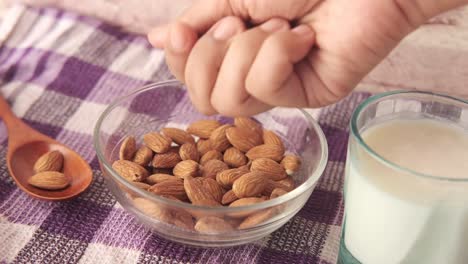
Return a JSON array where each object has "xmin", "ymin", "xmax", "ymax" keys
[{"xmin": 0, "ymin": 95, "xmax": 48, "ymax": 147}]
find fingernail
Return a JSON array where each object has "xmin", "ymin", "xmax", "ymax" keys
[
  {"xmin": 292, "ymin": 25, "xmax": 314, "ymax": 36},
  {"xmin": 148, "ymin": 27, "xmax": 168, "ymax": 47},
  {"xmin": 170, "ymin": 26, "xmax": 188, "ymax": 53},
  {"xmin": 213, "ymin": 18, "xmax": 240, "ymax": 40},
  {"xmin": 260, "ymin": 19, "xmax": 289, "ymax": 32}
]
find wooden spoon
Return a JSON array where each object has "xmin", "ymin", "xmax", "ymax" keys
[{"xmin": 0, "ymin": 95, "xmax": 92, "ymax": 201}]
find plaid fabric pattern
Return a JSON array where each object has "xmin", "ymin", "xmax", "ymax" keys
[{"xmin": 0, "ymin": 4, "xmax": 371, "ymax": 263}]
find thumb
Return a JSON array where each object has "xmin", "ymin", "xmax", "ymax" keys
[
  {"xmin": 147, "ymin": 0, "xmax": 232, "ymax": 48},
  {"xmin": 246, "ymin": 24, "xmax": 316, "ymax": 108}
]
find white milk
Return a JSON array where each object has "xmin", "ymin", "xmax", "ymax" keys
[{"xmin": 344, "ymin": 117, "xmax": 468, "ymax": 264}]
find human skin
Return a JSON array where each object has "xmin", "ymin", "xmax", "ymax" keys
[{"xmin": 148, "ymin": 0, "xmax": 468, "ymax": 116}]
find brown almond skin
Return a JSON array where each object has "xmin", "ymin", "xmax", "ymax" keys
[
  {"xmin": 250, "ymin": 158, "xmax": 287, "ymax": 181},
  {"xmin": 184, "ymin": 176, "xmax": 214, "ymax": 203},
  {"xmin": 263, "ymin": 178, "xmax": 295, "ymax": 196},
  {"xmin": 281, "ymin": 155, "xmax": 302, "ymax": 175},
  {"xmin": 112, "ymin": 160, "xmax": 149, "ymax": 182},
  {"xmin": 143, "ymin": 132, "xmax": 172, "ymax": 153},
  {"xmin": 277, "ymin": 177, "xmax": 295, "ymax": 191},
  {"xmin": 270, "ymin": 188, "xmax": 288, "ymax": 199},
  {"xmin": 228, "ymin": 197, "xmax": 268, "ymax": 218},
  {"xmin": 173, "ymin": 160, "xmax": 200, "ymax": 179},
  {"xmin": 234, "ymin": 117, "xmax": 262, "ymax": 134},
  {"xmin": 196, "ymin": 177, "xmax": 224, "ymax": 203},
  {"xmin": 179, "ymin": 143, "xmax": 200, "ymax": 162},
  {"xmin": 223, "ymin": 147, "xmax": 247, "ymax": 168},
  {"xmin": 195, "ymin": 217, "xmax": 234, "ymax": 234},
  {"xmin": 246, "ymin": 144, "xmax": 284, "ymax": 162},
  {"xmin": 209, "ymin": 124, "xmax": 232, "ymax": 152},
  {"xmin": 216, "ymin": 166, "xmax": 249, "ymax": 189},
  {"xmin": 119, "ymin": 136, "xmax": 137, "ymax": 160},
  {"xmin": 33, "ymin": 150, "xmax": 64, "ymax": 173},
  {"xmin": 28, "ymin": 171, "xmax": 70, "ymax": 190},
  {"xmin": 222, "ymin": 190, "xmax": 238, "ymax": 205},
  {"xmin": 238, "ymin": 208, "xmax": 277, "ymax": 230},
  {"xmin": 162, "ymin": 127, "xmax": 195, "ymax": 145},
  {"xmin": 200, "ymin": 150, "xmax": 223, "ymax": 165},
  {"xmin": 133, "ymin": 197, "xmax": 172, "ymax": 223},
  {"xmin": 145, "ymin": 173, "xmax": 179, "ymax": 185},
  {"xmin": 148, "ymin": 179, "xmax": 188, "ymax": 201},
  {"xmin": 187, "ymin": 120, "xmax": 222, "ymax": 138},
  {"xmin": 225, "ymin": 127, "xmax": 263, "ymax": 152},
  {"xmin": 131, "ymin": 181, "xmax": 152, "ymax": 191},
  {"xmin": 262, "ymin": 130, "xmax": 285, "ymax": 152},
  {"xmin": 152, "ymin": 150, "xmax": 181, "ymax": 168},
  {"xmin": 132, "ymin": 145, "xmax": 153, "ymax": 167},
  {"xmin": 232, "ymin": 171, "xmax": 267, "ymax": 198},
  {"xmin": 196, "ymin": 139, "xmax": 213, "ymax": 156},
  {"xmin": 172, "ymin": 210, "xmax": 195, "ymax": 230},
  {"xmin": 201, "ymin": 159, "xmax": 229, "ymax": 179}
]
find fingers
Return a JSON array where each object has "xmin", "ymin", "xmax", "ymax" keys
[
  {"xmin": 210, "ymin": 19, "xmax": 290, "ymax": 116},
  {"xmin": 245, "ymin": 25, "xmax": 315, "ymax": 107},
  {"xmin": 164, "ymin": 22, "xmax": 198, "ymax": 82},
  {"xmin": 184, "ymin": 17, "xmax": 246, "ymax": 115}
]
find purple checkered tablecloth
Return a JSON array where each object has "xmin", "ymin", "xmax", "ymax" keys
[{"xmin": 0, "ymin": 4, "xmax": 371, "ymax": 263}]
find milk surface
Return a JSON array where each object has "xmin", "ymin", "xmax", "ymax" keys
[{"xmin": 344, "ymin": 117, "xmax": 468, "ymax": 264}]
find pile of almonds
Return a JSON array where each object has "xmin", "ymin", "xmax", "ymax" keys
[
  {"xmin": 28, "ymin": 150, "xmax": 70, "ymax": 190},
  {"xmin": 112, "ymin": 117, "xmax": 301, "ymax": 233}
]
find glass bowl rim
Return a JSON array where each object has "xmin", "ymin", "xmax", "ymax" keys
[
  {"xmin": 93, "ymin": 79, "xmax": 329, "ymax": 213},
  {"xmin": 350, "ymin": 90, "xmax": 468, "ymax": 182}
]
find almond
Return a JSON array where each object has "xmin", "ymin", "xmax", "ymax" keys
[
  {"xmin": 132, "ymin": 145, "xmax": 153, "ymax": 167},
  {"xmin": 223, "ymin": 147, "xmax": 247, "ymax": 167},
  {"xmin": 152, "ymin": 150, "xmax": 181, "ymax": 168},
  {"xmin": 226, "ymin": 127, "xmax": 262, "ymax": 152},
  {"xmin": 232, "ymin": 171, "xmax": 267, "ymax": 198},
  {"xmin": 201, "ymin": 159, "xmax": 228, "ymax": 179},
  {"xmin": 162, "ymin": 127, "xmax": 195, "ymax": 145},
  {"xmin": 281, "ymin": 155, "xmax": 302, "ymax": 175},
  {"xmin": 200, "ymin": 150, "xmax": 223, "ymax": 165},
  {"xmin": 250, "ymin": 158, "xmax": 287, "ymax": 181},
  {"xmin": 184, "ymin": 176, "xmax": 213, "ymax": 203},
  {"xmin": 196, "ymin": 139, "xmax": 213, "ymax": 156},
  {"xmin": 209, "ymin": 124, "xmax": 232, "ymax": 152},
  {"xmin": 196, "ymin": 177, "xmax": 224, "ymax": 203},
  {"xmin": 131, "ymin": 181, "xmax": 152, "ymax": 190},
  {"xmin": 270, "ymin": 188, "xmax": 288, "ymax": 199},
  {"xmin": 119, "ymin": 136, "xmax": 136, "ymax": 160},
  {"xmin": 143, "ymin": 132, "xmax": 172, "ymax": 153},
  {"xmin": 216, "ymin": 166, "xmax": 249, "ymax": 189},
  {"xmin": 112, "ymin": 160, "xmax": 149, "ymax": 182},
  {"xmin": 246, "ymin": 144, "xmax": 284, "ymax": 162},
  {"xmin": 33, "ymin": 150, "xmax": 64, "ymax": 173},
  {"xmin": 221, "ymin": 190, "xmax": 238, "ymax": 205},
  {"xmin": 172, "ymin": 210, "xmax": 195, "ymax": 230},
  {"xmin": 133, "ymin": 197, "xmax": 172, "ymax": 223},
  {"xmin": 195, "ymin": 217, "xmax": 234, "ymax": 234},
  {"xmin": 234, "ymin": 117, "xmax": 262, "ymax": 134},
  {"xmin": 263, "ymin": 178, "xmax": 295, "ymax": 195},
  {"xmin": 179, "ymin": 143, "xmax": 200, "ymax": 162},
  {"xmin": 192, "ymin": 198, "xmax": 221, "ymax": 207},
  {"xmin": 145, "ymin": 173, "xmax": 179, "ymax": 185},
  {"xmin": 152, "ymin": 167, "xmax": 173, "ymax": 175},
  {"xmin": 173, "ymin": 160, "xmax": 200, "ymax": 179},
  {"xmin": 277, "ymin": 177, "xmax": 295, "ymax": 191},
  {"xmin": 28, "ymin": 171, "xmax": 69, "ymax": 190},
  {"xmin": 187, "ymin": 120, "xmax": 222, "ymax": 138},
  {"xmin": 238, "ymin": 208, "xmax": 277, "ymax": 230},
  {"xmin": 262, "ymin": 130, "xmax": 285, "ymax": 152},
  {"xmin": 148, "ymin": 179, "xmax": 187, "ymax": 201},
  {"xmin": 228, "ymin": 197, "xmax": 268, "ymax": 218}
]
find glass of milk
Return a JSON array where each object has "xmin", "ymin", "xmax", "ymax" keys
[{"xmin": 338, "ymin": 91, "xmax": 468, "ymax": 264}]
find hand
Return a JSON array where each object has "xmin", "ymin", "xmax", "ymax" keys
[{"xmin": 148, "ymin": 0, "xmax": 467, "ymax": 116}]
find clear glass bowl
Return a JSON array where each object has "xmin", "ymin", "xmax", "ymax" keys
[{"xmin": 93, "ymin": 80, "xmax": 328, "ymax": 247}]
